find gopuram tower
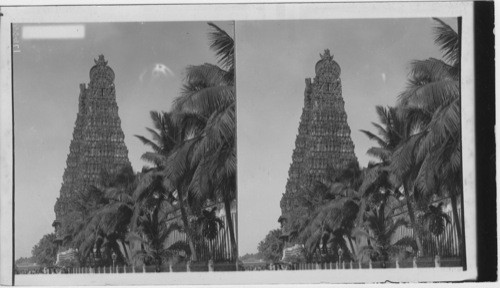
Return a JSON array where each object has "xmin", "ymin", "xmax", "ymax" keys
[
  {"xmin": 53, "ymin": 55, "xmax": 131, "ymax": 242},
  {"xmin": 279, "ymin": 49, "xmax": 358, "ymax": 235}
]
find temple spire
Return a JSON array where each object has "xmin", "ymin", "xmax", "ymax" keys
[
  {"xmin": 280, "ymin": 50, "xmax": 358, "ymax": 233},
  {"xmin": 54, "ymin": 56, "xmax": 131, "ymax": 240}
]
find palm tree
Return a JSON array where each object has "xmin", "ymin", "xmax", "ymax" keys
[
  {"xmin": 391, "ymin": 18, "xmax": 463, "ymax": 257},
  {"xmin": 169, "ymin": 22, "xmax": 237, "ymax": 261},
  {"xmin": 194, "ymin": 207, "xmax": 224, "ymax": 260},
  {"xmin": 297, "ymin": 171, "xmax": 361, "ymax": 261},
  {"xmin": 356, "ymin": 206, "xmax": 417, "ymax": 263},
  {"xmin": 135, "ymin": 111, "xmax": 203, "ymax": 261},
  {"xmin": 72, "ymin": 166, "xmax": 137, "ymax": 266},
  {"xmin": 196, "ymin": 207, "xmax": 224, "ymax": 241},
  {"xmin": 360, "ymin": 105, "xmax": 425, "ymax": 255},
  {"xmin": 128, "ymin": 211, "xmax": 190, "ymax": 272},
  {"xmin": 421, "ymin": 202, "xmax": 451, "ymax": 237}
]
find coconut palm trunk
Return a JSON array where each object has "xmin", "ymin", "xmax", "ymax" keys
[
  {"xmin": 223, "ymin": 197, "xmax": 238, "ymax": 261},
  {"xmin": 347, "ymin": 236, "xmax": 356, "ymax": 258},
  {"xmin": 178, "ymin": 189, "xmax": 198, "ymax": 262},
  {"xmin": 118, "ymin": 239, "xmax": 130, "ymax": 264},
  {"xmin": 403, "ymin": 184, "xmax": 424, "ymax": 256},
  {"xmin": 449, "ymin": 191, "xmax": 464, "ymax": 258}
]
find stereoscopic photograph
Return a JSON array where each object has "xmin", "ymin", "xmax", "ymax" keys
[
  {"xmin": 0, "ymin": 1, "xmax": 481, "ymax": 286},
  {"xmin": 237, "ymin": 17, "xmax": 466, "ymax": 272},
  {"xmin": 13, "ymin": 21, "xmax": 237, "ymax": 275}
]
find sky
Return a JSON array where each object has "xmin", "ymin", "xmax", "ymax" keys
[
  {"xmin": 236, "ymin": 18, "xmax": 457, "ymax": 255},
  {"xmin": 13, "ymin": 18, "xmax": 457, "ymax": 259},
  {"xmin": 13, "ymin": 21, "xmax": 233, "ymax": 258}
]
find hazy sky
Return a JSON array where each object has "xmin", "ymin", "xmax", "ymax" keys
[
  {"xmin": 14, "ymin": 18, "xmax": 456, "ymax": 259},
  {"xmin": 236, "ymin": 18, "xmax": 456, "ymax": 255},
  {"xmin": 14, "ymin": 21, "xmax": 233, "ymax": 258}
]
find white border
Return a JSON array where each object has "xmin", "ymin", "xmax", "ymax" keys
[{"xmin": 0, "ymin": 1, "xmax": 477, "ymax": 285}]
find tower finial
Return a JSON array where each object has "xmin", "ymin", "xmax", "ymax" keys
[
  {"xmin": 320, "ymin": 49, "xmax": 333, "ymax": 60},
  {"xmin": 94, "ymin": 54, "xmax": 108, "ymax": 66}
]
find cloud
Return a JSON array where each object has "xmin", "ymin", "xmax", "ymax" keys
[
  {"xmin": 152, "ymin": 63, "xmax": 174, "ymax": 78},
  {"xmin": 139, "ymin": 63, "xmax": 175, "ymax": 84}
]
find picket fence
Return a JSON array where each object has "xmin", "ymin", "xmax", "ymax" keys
[
  {"xmin": 268, "ymin": 256, "xmax": 462, "ymax": 271},
  {"xmin": 163, "ymin": 203, "xmax": 238, "ymax": 262},
  {"xmin": 392, "ymin": 202, "xmax": 462, "ymax": 257},
  {"xmin": 60, "ymin": 261, "xmax": 234, "ymax": 274}
]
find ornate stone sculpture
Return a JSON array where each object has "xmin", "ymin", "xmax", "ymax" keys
[
  {"xmin": 280, "ymin": 50, "xmax": 358, "ymax": 234},
  {"xmin": 53, "ymin": 55, "xmax": 131, "ymax": 241}
]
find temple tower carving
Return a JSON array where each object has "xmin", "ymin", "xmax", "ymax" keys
[
  {"xmin": 53, "ymin": 55, "xmax": 131, "ymax": 239},
  {"xmin": 280, "ymin": 49, "xmax": 358, "ymax": 233}
]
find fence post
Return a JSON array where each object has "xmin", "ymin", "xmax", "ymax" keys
[
  {"xmin": 116, "ymin": 265, "xmax": 119, "ymax": 273},
  {"xmin": 342, "ymin": 261, "xmax": 345, "ymax": 269},
  {"xmin": 132, "ymin": 265, "xmax": 135, "ymax": 273},
  {"xmin": 186, "ymin": 260, "xmax": 191, "ymax": 272},
  {"xmin": 413, "ymin": 257, "xmax": 417, "ymax": 268},
  {"xmin": 435, "ymin": 255, "xmax": 441, "ymax": 268},
  {"xmin": 396, "ymin": 260, "xmax": 400, "ymax": 269},
  {"xmin": 358, "ymin": 261, "xmax": 362, "ymax": 269},
  {"xmin": 315, "ymin": 262, "xmax": 319, "ymax": 270},
  {"xmin": 369, "ymin": 260, "xmax": 372, "ymax": 269},
  {"xmin": 124, "ymin": 264, "xmax": 127, "ymax": 273},
  {"xmin": 208, "ymin": 259, "xmax": 214, "ymax": 272},
  {"xmin": 350, "ymin": 261, "xmax": 353, "ymax": 269},
  {"xmin": 110, "ymin": 266, "xmax": 113, "ymax": 274},
  {"xmin": 142, "ymin": 264, "xmax": 146, "ymax": 273}
]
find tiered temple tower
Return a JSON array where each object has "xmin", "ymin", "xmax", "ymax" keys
[
  {"xmin": 53, "ymin": 55, "xmax": 131, "ymax": 240},
  {"xmin": 280, "ymin": 49, "xmax": 358, "ymax": 233}
]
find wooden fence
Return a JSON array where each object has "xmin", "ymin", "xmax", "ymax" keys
[
  {"xmin": 266, "ymin": 256, "xmax": 462, "ymax": 270},
  {"xmin": 164, "ymin": 205, "xmax": 238, "ymax": 262},
  {"xmin": 392, "ymin": 200, "xmax": 462, "ymax": 257},
  {"xmin": 25, "ymin": 256, "xmax": 461, "ymax": 274}
]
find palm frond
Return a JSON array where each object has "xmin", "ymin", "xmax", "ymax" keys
[
  {"xmin": 207, "ymin": 22, "xmax": 234, "ymax": 70},
  {"xmin": 366, "ymin": 147, "xmax": 392, "ymax": 162},
  {"xmin": 177, "ymin": 84, "xmax": 235, "ymax": 118},
  {"xmin": 432, "ymin": 18, "xmax": 460, "ymax": 66},
  {"xmin": 400, "ymin": 78, "xmax": 459, "ymax": 113},
  {"xmin": 360, "ymin": 129, "xmax": 387, "ymax": 148}
]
